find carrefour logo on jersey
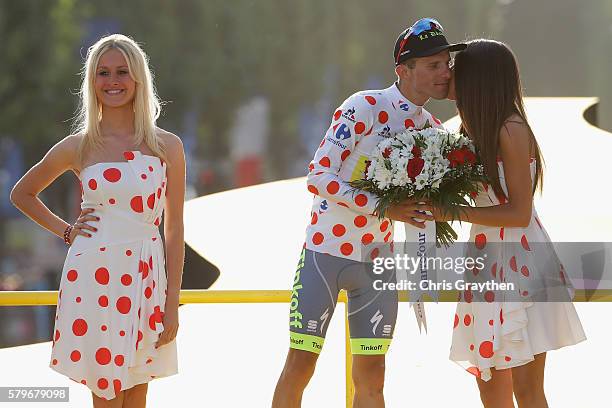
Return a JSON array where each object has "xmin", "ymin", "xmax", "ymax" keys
[{"xmin": 334, "ymin": 123, "xmax": 352, "ymax": 141}]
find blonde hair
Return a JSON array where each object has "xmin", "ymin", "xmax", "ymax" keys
[{"xmin": 74, "ymin": 34, "xmax": 166, "ymax": 164}]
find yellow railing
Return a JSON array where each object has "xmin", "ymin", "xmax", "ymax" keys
[{"xmin": 1, "ymin": 289, "xmax": 611, "ymax": 407}]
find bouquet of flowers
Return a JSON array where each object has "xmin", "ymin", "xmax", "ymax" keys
[{"xmin": 350, "ymin": 127, "xmax": 486, "ymax": 247}]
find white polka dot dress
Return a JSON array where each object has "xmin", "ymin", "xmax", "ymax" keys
[
  {"xmin": 50, "ymin": 151, "xmax": 177, "ymax": 399},
  {"xmin": 449, "ymin": 159, "xmax": 586, "ymax": 381}
]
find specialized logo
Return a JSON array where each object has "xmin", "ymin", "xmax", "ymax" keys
[
  {"xmin": 289, "ymin": 250, "xmax": 306, "ymax": 329},
  {"xmin": 319, "ymin": 308, "xmax": 330, "ymax": 334},
  {"xmin": 342, "ymin": 107, "xmax": 357, "ymax": 122},
  {"xmin": 370, "ymin": 309, "xmax": 383, "ymax": 335},
  {"xmin": 334, "ymin": 123, "xmax": 352, "ymax": 141},
  {"xmin": 307, "ymin": 320, "xmax": 318, "ymax": 333}
]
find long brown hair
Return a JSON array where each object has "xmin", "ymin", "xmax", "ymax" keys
[{"xmin": 454, "ymin": 39, "xmax": 543, "ymax": 198}]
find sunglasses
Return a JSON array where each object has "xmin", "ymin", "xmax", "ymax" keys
[{"xmin": 395, "ymin": 18, "xmax": 445, "ymax": 64}]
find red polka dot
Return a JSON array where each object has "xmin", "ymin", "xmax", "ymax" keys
[
  {"xmin": 354, "ymin": 216, "xmax": 367, "ymax": 228},
  {"xmin": 479, "ymin": 341, "xmax": 494, "ymax": 358},
  {"xmin": 98, "ymin": 295, "xmax": 108, "ymax": 307},
  {"xmin": 370, "ymin": 248, "xmax": 380, "ymax": 260},
  {"xmin": 509, "ymin": 256, "xmax": 518, "ymax": 272},
  {"xmin": 475, "ymin": 233, "xmax": 487, "ymax": 250},
  {"xmin": 499, "ymin": 227, "xmax": 505, "ymax": 240},
  {"xmin": 489, "ymin": 320, "xmax": 494, "ymax": 326},
  {"xmin": 113, "ymin": 379, "xmax": 122, "ymax": 395},
  {"xmin": 157, "ymin": 188, "xmax": 162, "ymax": 199},
  {"xmin": 124, "ymin": 151, "xmax": 135, "ymax": 160},
  {"xmin": 97, "ymin": 378, "xmax": 109, "ymax": 390},
  {"xmin": 380, "ymin": 220, "xmax": 389, "ymax": 232},
  {"xmin": 365, "ymin": 96, "xmax": 377, "ymax": 105},
  {"xmin": 521, "ymin": 265, "xmax": 530, "ymax": 277},
  {"xmin": 109, "ymin": 198, "xmax": 116, "ymax": 204},
  {"xmin": 76, "ymin": 297, "xmax": 81, "ymax": 303},
  {"xmin": 341, "ymin": 150, "xmax": 351, "ymax": 161},
  {"xmin": 464, "ymin": 314, "xmax": 472, "ymax": 326},
  {"xmin": 378, "ymin": 111, "xmax": 389, "ymax": 124},
  {"xmin": 67, "ymin": 269, "xmax": 78, "ymax": 282},
  {"xmin": 103, "ymin": 168, "xmax": 121, "ymax": 183},
  {"xmin": 340, "ymin": 243, "xmax": 353, "ymax": 256},
  {"xmin": 404, "ymin": 119, "xmax": 415, "ymax": 129},
  {"xmin": 311, "ymin": 213, "xmax": 318, "ymax": 225},
  {"xmin": 326, "ymin": 181, "xmax": 340, "ymax": 194},
  {"xmin": 88, "ymin": 179, "xmax": 97, "ymax": 190},
  {"xmin": 141, "ymin": 262, "xmax": 149, "ymax": 279},
  {"xmin": 522, "ymin": 290, "xmax": 529, "ymax": 296},
  {"xmin": 72, "ymin": 319, "xmax": 88, "ymax": 336},
  {"xmin": 52, "ymin": 359, "xmax": 58, "ymax": 365},
  {"xmin": 312, "ymin": 232, "xmax": 324, "ymax": 245},
  {"xmin": 384, "ymin": 232, "xmax": 391, "ymax": 242},
  {"xmin": 99, "ymin": 247, "xmax": 106, "ymax": 252},
  {"xmin": 332, "ymin": 224, "xmax": 346, "ymax": 237},
  {"xmin": 95, "ymin": 267, "xmax": 109, "ymax": 285},
  {"xmin": 355, "ymin": 122, "xmax": 366, "ymax": 134},
  {"xmin": 119, "ymin": 330, "xmax": 125, "ymax": 337},
  {"xmin": 126, "ymin": 250, "xmax": 132, "ymax": 256},
  {"xmin": 361, "ymin": 233, "xmax": 374, "ymax": 245},
  {"xmin": 521, "ymin": 235, "xmax": 531, "ymax": 251},
  {"xmin": 141, "ymin": 174, "xmax": 147, "ymax": 180},
  {"xmin": 464, "ymin": 289, "xmax": 473, "ymax": 303},
  {"xmin": 307, "ymin": 185, "xmax": 319, "ymax": 195},
  {"xmin": 484, "ymin": 291, "xmax": 495, "ymax": 302},
  {"xmin": 81, "ymin": 380, "xmax": 87, "ymax": 385},
  {"xmin": 333, "ymin": 110, "xmax": 342, "ymax": 120},
  {"xmin": 500, "ymin": 309, "xmax": 504, "ymax": 325},
  {"xmin": 470, "ymin": 344, "xmax": 475, "ymax": 351},
  {"xmin": 467, "ymin": 367, "xmax": 481, "ymax": 378},
  {"xmin": 101, "ymin": 325, "xmax": 107, "ymax": 331},
  {"xmin": 130, "ymin": 196, "xmax": 144, "ymax": 213},
  {"xmin": 318, "ymin": 157, "xmax": 331, "ymax": 169},
  {"xmin": 55, "ymin": 329, "xmax": 60, "ymax": 341},
  {"xmin": 121, "ymin": 274, "xmax": 132, "ymax": 286},
  {"xmin": 149, "ymin": 166, "xmax": 154, "ymax": 172},
  {"xmin": 147, "ymin": 193, "xmax": 155, "ymax": 209},
  {"xmin": 505, "ymin": 356, "xmax": 512, "ymax": 362},
  {"xmin": 454, "ymin": 314, "xmax": 459, "ymax": 328},
  {"xmin": 144, "ymin": 287, "xmax": 152, "ymax": 299},
  {"xmin": 114, "ymin": 355, "xmax": 124, "ymax": 366},
  {"xmin": 355, "ymin": 194, "xmax": 368, "ymax": 207},
  {"xmin": 116, "ymin": 296, "xmax": 131, "ymax": 314},
  {"xmin": 70, "ymin": 350, "xmax": 81, "ymax": 362},
  {"xmin": 136, "ymin": 330, "xmax": 143, "ymax": 350}
]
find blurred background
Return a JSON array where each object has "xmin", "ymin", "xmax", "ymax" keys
[{"xmin": 1, "ymin": 0, "xmax": 611, "ymax": 348}]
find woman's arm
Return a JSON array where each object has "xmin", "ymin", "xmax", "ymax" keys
[
  {"xmin": 434, "ymin": 121, "xmax": 534, "ymax": 228},
  {"xmin": 156, "ymin": 130, "xmax": 185, "ymax": 348},
  {"xmin": 10, "ymin": 135, "xmax": 96, "ymax": 240}
]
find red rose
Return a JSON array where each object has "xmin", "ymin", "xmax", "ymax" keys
[
  {"xmin": 407, "ymin": 157, "xmax": 425, "ymax": 179},
  {"xmin": 382, "ymin": 147, "xmax": 392, "ymax": 158},
  {"xmin": 447, "ymin": 149, "xmax": 465, "ymax": 168},
  {"xmin": 461, "ymin": 147, "xmax": 476, "ymax": 165}
]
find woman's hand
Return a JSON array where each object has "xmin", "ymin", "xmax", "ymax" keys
[
  {"xmin": 385, "ymin": 199, "xmax": 434, "ymax": 228},
  {"xmin": 155, "ymin": 304, "xmax": 179, "ymax": 349},
  {"xmin": 69, "ymin": 208, "xmax": 99, "ymax": 242}
]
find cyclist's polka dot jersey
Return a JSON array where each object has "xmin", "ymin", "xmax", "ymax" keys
[{"xmin": 305, "ymin": 83, "xmax": 444, "ymax": 261}]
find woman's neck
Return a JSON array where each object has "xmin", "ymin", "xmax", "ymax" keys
[{"xmin": 99, "ymin": 105, "xmax": 136, "ymax": 138}]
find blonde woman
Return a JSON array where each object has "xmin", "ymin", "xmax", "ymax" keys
[{"xmin": 10, "ymin": 34, "xmax": 185, "ymax": 407}]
